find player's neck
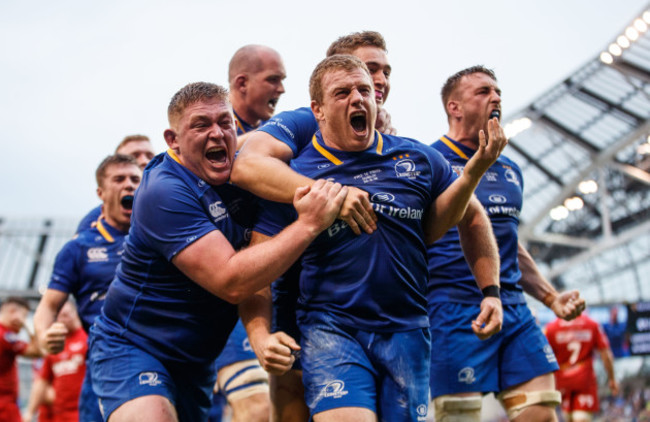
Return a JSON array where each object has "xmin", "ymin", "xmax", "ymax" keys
[
  {"xmin": 102, "ymin": 214, "xmax": 129, "ymax": 234},
  {"xmin": 446, "ymin": 127, "xmax": 479, "ymax": 150},
  {"xmin": 232, "ymin": 105, "xmax": 261, "ymax": 130}
]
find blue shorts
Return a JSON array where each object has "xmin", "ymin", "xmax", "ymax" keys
[
  {"xmin": 88, "ymin": 325, "xmax": 215, "ymax": 422},
  {"xmin": 300, "ymin": 313, "xmax": 429, "ymax": 421},
  {"xmin": 79, "ymin": 366, "xmax": 103, "ymax": 422},
  {"xmin": 429, "ymin": 302, "xmax": 558, "ymax": 398},
  {"xmin": 214, "ymin": 319, "xmax": 257, "ymax": 370}
]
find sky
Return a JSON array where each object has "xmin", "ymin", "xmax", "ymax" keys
[{"xmin": 1, "ymin": 0, "xmax": 648, "ymax": 218}]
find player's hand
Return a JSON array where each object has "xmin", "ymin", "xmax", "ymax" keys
[
  {"xmin": 376, "ymin": 107, "xmax": 397, "ymax": 135},
  {"xmin": 252, "ymin": 331, "xmax": 300, "ymax": 376},
  {"xmin": 294, "ymin": 179, "xmax": 348, "ymax": 234},
  {"xmin": 465, "ymin": 118, "xmax": 508, "ymax": 178},
  {"xmin": 42, "ymin": 322, "xmax": 67, "ymax": 354},
  {"xmin": 472, "ymin": 297, "xmax": 503, "ymax": 340},
  {"xmin": 609, "ymin": 379, "xmax": 619, "ymax": 396},
  {"xmin": 337, "ymin": 186, "xmax": 377, "ymax": 235},
  {"xmin": 550, "ymin": 290, "xmax": 585, "ymax": 321}
]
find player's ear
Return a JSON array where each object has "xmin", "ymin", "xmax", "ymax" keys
[
  {"xmin": 311, "ymin": 100, "xmax": 324, "ymax": 123},
  {"xmin": 164, "ymin": 129, "xmax": 178, "ymax": 149},
  {"xmin": 234, "ymin": 74, "xmax": 248, "ymax": 92},
  {"xmin": 447, "ymin": 100, "xmax": 461, "ymax": 119}
]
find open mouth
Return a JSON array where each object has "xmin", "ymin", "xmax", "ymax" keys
[
  {"xmin": 268, "ymin": 98, "xmax": 279, "ymax": 110},
  {"xmin": 375, "ymin": 91, "xmax": 383, "ymax": 104},
  {"xmin": 350, "ymin": 112, "xmax": 367, "ymax": 135},
  {"xmin": 120, "ymin": 195, "xmax": 134, "ymax": 210},
  {"xmin": 206, "ymin": 147, "xmax": 228, "ymax": 164},
  {"xmin": 490, "ymin": 109, "xmax": 501, "ymax": 120}
]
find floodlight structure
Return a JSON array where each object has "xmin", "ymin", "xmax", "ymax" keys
[{"xmin": 504, "ymin": 4, "xmax": 650, "ymax": 304}]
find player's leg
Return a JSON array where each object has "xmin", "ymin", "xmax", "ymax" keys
[
  {"xmin": 300, "ymin": 313, "xmax": 378, "ymax": 420},
  {"xmin": 215, "ymin": 321, "xmax": 270, "ymax": 422},
  {"xmin": 497, "ymin": 304, "xmax": 561, "ymax": 422},
  {"xmin": 312, "ymin": 407, "xmax": 376, "ymax": 422},
  {"xmin": 498, "ymin": 373, "xmax": 559, "ymax": 422},
  {"xmin": 108, "ymin": 395, "xmax": 178, "ymax": 422},
  {"xmin": 270, "ymin": 370, "xmax": 309, "ymax": 422},
  {"xmin": 429, "ymin": 302, "xmax": 501, "ymax": 422}
]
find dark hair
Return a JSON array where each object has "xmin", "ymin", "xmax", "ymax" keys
[
  {"xmin": 1, "ymin": 296, "xmax": 30, "ymax": 311},
  {"xmin": 441, "ymin": 65, "xmax": 497, "ymax": 116}
]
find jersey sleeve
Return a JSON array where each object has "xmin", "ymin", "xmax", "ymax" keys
[
  {"xmin": 75, "ymin": 205, "xmax": 102, "ymax": 233},
  {"xmin": 133, "ymin": 175, "xmax": 220, "ymax": 261},
  {"xmin": 594, "ymin": 321, "xmax": 611, "ymax": 351},
  {"xmin": 47, "ymin": 239, "xmax": 81, "ymax": 294},
  {"xmin": 253, "ymin": 199, "xmax": 296, "ymax": 237},
  {"xmin": 424, "ymin": 144, "xmax": 458, "ymax": 199},
  {"xmin": 258, "ymin": 107, "xmax": 318, "ymax": 157},
  {"xmin": 0, "ymin": 331, "xmax": 28, "ymax": 356}
]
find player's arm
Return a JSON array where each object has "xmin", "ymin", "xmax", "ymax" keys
[
  {"xmin": 231, "ymin": 131, "xmax": 377, "ymax": 235},
  {"xmin": 456, "ymin": 197, "xmax": 503, "ymax": 340},
  {"xmin": 517, "ymin": 243, "xmax": 585, "ymax": 321},
  {"xmin": 239, "ymin": 231, "xmax": 300, "ymax": 375},
  {"xmin": 424, "ymin": 119, "xmax": 507, "ymax": 242},
  {"xmin": 598, "ymin": 345, "xmax": 619, "ymax": 395},
  {"xmin": 172, "ymin": 180, "xmax": 347, "ymax": 304},
  {"xmin": 22, "ymin": 376, "xmax": 50, "ymax": 422},
  {"xmin": 33, "ymin": 289, "xmax": 69, "ymax": 354}
]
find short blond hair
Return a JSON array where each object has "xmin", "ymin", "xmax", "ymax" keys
[
  {"xmin": 168, "ymin": 82, "xmax": 230, "ymax": 125},
  {"xmin": 326, "ymin": 31, "xmax": 387, "ymax": 56}
]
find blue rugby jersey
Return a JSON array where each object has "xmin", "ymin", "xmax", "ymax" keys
[
  {"xmin": 48, "ymin": 218, "xmax": 127, "ymax": 332},
  {"xmin": 427, "ymin": 136, "xmax": 526, "ymax": 305},
  {"xmin": 76, "ymin": 205, "xmax": 102, "ymax": 233},
  {"xmin": 234, "ymin": 110, "xmax": 265, "ymax": 135},
  {"xmin": 97, "ymin": 151, "xmax": 258, "ymax": 366},
  {"xmin": 257, "ymin": 107, "xmax": 317, "ymax": 156},
  {"xmin": 256, "ymin": 131, "xmax": 456, "ymax": 332}
]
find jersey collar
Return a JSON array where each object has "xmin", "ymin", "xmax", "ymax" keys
[
  {"xmin": 96, "ymin": 218, "xmax": 117, "ymax": 243},
  {"xmin": 312, "ymin": 130, "xmax": 384, "ymax": 165},
  {"xmin": 439, "ymin": 135, "xmax": 471, "ymax": 160}
]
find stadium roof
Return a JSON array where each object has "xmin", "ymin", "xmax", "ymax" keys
[{"xmin": 506, "ymin": 5, "xmax": 650, "ymax": 304}]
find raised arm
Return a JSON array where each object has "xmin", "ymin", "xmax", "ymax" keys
[
  {"xmin": 457, "ymin": 197, "xmax": 502, "ymax": 340},
  {"xmin": 173, "ymin": 180, "xmax": 346, "ymax": 304},
  {"xmin": 517, "ymin": 243, "xmax": 585, "ymax": 320},
  {"xmin": 424, "ymin": 119, "xmax": 507, "ymax": 242}
]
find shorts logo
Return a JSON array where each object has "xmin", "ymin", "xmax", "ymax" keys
[
  {"xmin": 139, "ymin": 372, "xmax": 162, "ymax": 386},
  {"xmin": 577, "ymin": 394, "xmax": 594, "ymax": 408},
  {"xmin": 544, "ymin": 345, "xmax": 557, "ymax": 363},
  {"xmin": 488, "ymin": 194, "xmax": 507, "ymax": 204},
  {"xmin": 323, "ymin": 380, "xmax": 348, "ymax": 398},
  {"xmin": 417, "ymin": 404, "xmax": 428, "ymax": 420},
  {"xmin": 395, "ymin": 159, "xmax": 420, "ymax": 179},
  {"xmin": 458, "ymin": 367, "xmax": 476, "ymax": 384},
  {"xmin": 371, "ymin": 192, "xmax": 395, "ymax": 203},
  {"xmin": 87, "ymin": 247, "xmax": 108, "ymax": 262}
]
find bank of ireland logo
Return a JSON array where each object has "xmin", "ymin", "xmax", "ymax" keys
[
  {"xmin": 488, "ymin": 194, "xmax": 507, "ymax": 204},
  {"xmin": 394, "ymin": 159, "xmax": 420, "ymax": 179},
  {"xmin": 139, "ymin": 372, "xmax": 162, "ymax": 386},
  {"xmin": 209, "ymin": 201, "xmax": 227, "ymax": 219},
  {"xmin": 323, "ymin": 380, "xmax": 348, "ymax": 398},
  {"xmin": 371, "ymin": 192, "xmax": 395, "ymax": 203},
  {"xmin": 458, "ymin": 367, "xmax": 476, "ymax": 384},
  {"xmin": 87, "ymin": 247, "xmax": 108, "ymax": 262}
]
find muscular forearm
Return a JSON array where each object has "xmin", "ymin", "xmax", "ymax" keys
[
  {"xmin": 517, "ymin": 243, "xmax": 557, "ymax": 304},
  {"xmin": 458, "ymin": 201, "xmax": 500, "ymax": 290},
  {"xmin": 239, "ymin": 287, "xmax": 273, "ymax": 353}
]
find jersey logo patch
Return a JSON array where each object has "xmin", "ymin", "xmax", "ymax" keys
[
  {"xmin": 458, "ymin": 367, "xmax": 476, "ymax": 384},
  {"xmin": 139, "ymin": 371, "xmax": 162, "ymax": 386},
  {"xmin": 87, "ymin": 247, "xmax": 108, "ymax": 262},
  {"xmin": 417, "ymin": 404, "xmax": 428, "ymax": 421},
  {"xmin": 394, "ymin": 159, "xmax": 420, "ymax": 179},
  {"xmin": 209, "ymin": 201, "xmax": 227, "ymax": 221},
  {"xmin": 371, "ymin": 192, "xmax": 395, "ymax": 203},
  {"xmin": 488, "ymin": 194, "xmax": 507, "ymax": 204},
  {"xmin": 322, "ymin": 380, "xmax": 348, "ymax": 398},
  {"xmin": 505, "ymin": 169, "xmax": 520, "ymax": 186}
]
